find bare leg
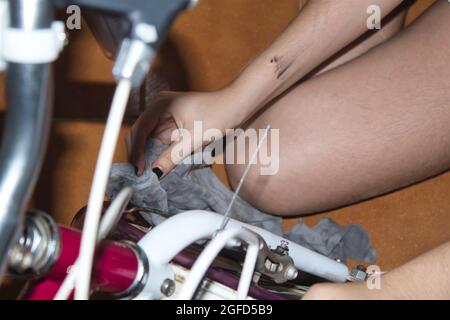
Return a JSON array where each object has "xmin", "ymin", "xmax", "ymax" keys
[{"xmin": 227, "ymin": 0, "xmax": 450, "ymax": 215}]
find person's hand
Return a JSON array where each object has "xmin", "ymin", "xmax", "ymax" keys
[{"xmin": 127, "ymin": 89, "xmax": 243, "ymax": 177}]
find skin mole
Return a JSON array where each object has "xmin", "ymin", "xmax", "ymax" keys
[{"xmin": 270, "ymin": 56, "xmax": 281, "ymax": 64}]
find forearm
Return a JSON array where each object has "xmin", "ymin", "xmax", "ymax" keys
[
  {"xmin": 226, "ymin": 0, "xmax": 404, "ymax": 126},
  {"xmin": 305, "ymin": 241, "xmax": 450, "ymax": 300},
  {"xmin": 228, "ymin": 0, "xmax": 450, "ymax": 215},
  {"xmin": 376, "ymin": 241, "xmax": 450, "ymax": 299}
]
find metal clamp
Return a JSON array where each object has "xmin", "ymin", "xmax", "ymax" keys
[
  {"xmin": 110, "ymin": 240, "xmax": 150, "ymax": 300},
  {"xmin": 2, "ymin": 21, "xmax": 66, "ymax": 64},
  {"xmin": 255, "ymin": 239, "xmax": 298, "ymax": 284},
  {"xmin": 7, "ymin": 210, "xmax": 61, "ymax": 275},
  {"xmin": 112, "ymin": 38, "xmax": 154, "ymax": 87}
]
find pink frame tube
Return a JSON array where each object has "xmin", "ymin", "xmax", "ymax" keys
[
  {"xmin": 24, "ymin": 226, "xmax": 139, "ymax": 300},
  {"xmin": 25, "ymin": 205, "xmax": 286, "ymax": 300}
]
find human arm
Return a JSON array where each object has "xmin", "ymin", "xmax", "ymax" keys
[{"xmin": 303, "ymin": 241, "xmax": 450, "ymax": 300}]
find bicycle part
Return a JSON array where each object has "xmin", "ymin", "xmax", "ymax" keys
[{"xmin": 0, "ymin": 0, "xmax": 54, "ymax": 276}]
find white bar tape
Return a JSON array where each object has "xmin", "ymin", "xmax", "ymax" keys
[{"xmin": 2, "ymin": 21, "xmax": 66, "ymax": 64}]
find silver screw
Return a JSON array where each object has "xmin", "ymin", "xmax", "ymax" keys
[
  {"xmin": 135, "ymin": 23, "xmax": 158, "ymax": 44},
  {"xmin": 161, "ymin": 278, "xmax": 176, "ymax": 297},
  {"xmin": 275, "ymin": 241, "xmax": 289, "ymax": 255},
  {"xmin": 285, "ymin": 266, "xmax": 298, "ymax": 280}
]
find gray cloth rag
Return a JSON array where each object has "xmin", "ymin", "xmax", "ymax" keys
[{"xmin": 107, "ymin": 139, "xmax": 376, "ymax": 264}]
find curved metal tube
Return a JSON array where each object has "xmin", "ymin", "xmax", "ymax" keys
[
  {"xmin": 0, "ymin": 0, "xmax": 53, "ymax": 274},
  {"xmin": 138, "ymin": 210, "xmax": 350, "ymax": 283},
  {"xmin": 135, "ymin": 210, "xmax": 350, "ymax": 299},
  {"xmin": 177, "ymin": 227, "xmax": 260, "ymax": 300}
]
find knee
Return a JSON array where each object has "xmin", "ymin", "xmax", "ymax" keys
[
  {"xmin": 225, "ymin": 163, "xmax": 283, "ymax": 215},
  {"xmin": 223, "ymin": 125, "xmax": 289, "ymax": 215},
  {"xmin": 225, "ymin": 162, "xmax": 309, "ymax": 216}
]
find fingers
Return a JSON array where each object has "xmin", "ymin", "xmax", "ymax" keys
[
  {"xmin": 128, "ymin": 115, "xmax": 192, "ymax": 178},
  {"xmin": 127, "ymin": 93, "xmax": 183, "ymax": 175},
  {"xmin": 152, "ymin": 114, "xmax": 179, "ymax": 144},
  {"xmin": 127, "ymin": 91, "xmax": 208, "ymax": 178},
  {"xmin": 151, "ymin": 131, "xmax": 198, "ymax": 178},
  {"xmin": 127, "ymin": 110, "xmax": 161, "ymax": 175},
  {"xmin": 126, "ymin": 125, "xmax": 147, "ymax": 176}
]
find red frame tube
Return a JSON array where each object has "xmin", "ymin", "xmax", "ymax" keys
[
  {"xmin": 24, "ymin": 226, "xmax": 139, "ymax": 300},
  {"xmin": 25, "ymin": 205, "xmax": 285, "ymax": 300}
]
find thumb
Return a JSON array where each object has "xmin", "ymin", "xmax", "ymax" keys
[{"xmin": 151, "ymin": 131, "xmax": 196, "ymax": 179}]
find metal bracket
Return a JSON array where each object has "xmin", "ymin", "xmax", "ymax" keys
[
  {"xmin": 254, "ymin": 238, "xmax": 298, "ymax": 284},
  {"xmin": 348, "ymin": 266, "xmax": 368, "ymax": 282}
]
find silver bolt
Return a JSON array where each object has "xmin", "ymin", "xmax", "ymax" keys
[
  {"xmin": 135, "ymin": 23, "xmax": 158, "ymax": 44},
  {"xmin": 285, "ymin": 266, "xmax": 298, "ymax": 280},
  {"xmin": 160, "ymin": 278, "xmax": 176, "ymax": 297}
]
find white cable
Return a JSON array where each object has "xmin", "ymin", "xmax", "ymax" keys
[
  {"xmin": 177, "ymin": 227, "xmax": 260, "ymax": 300},
  {"xmin": 54, "ymin": 187, "xmax": 133, "ymax": 300},
  {"xmin": 72, "ymin": 79, "xmax": 132, "ymax": 300},
  {"xmin": 97, "ymin": 187, "xmax": 132, "ymax": 239},
  {"xmin": 238, "ymin": 240, "xmax": 259, "ymax": 299},
  {"xmin": 219, "ymin": 124, "xmax": 271, "ymax": 230},
  {"xmin": 53, "ymin": 264, "xmax": 78, "ymax": 300}
]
